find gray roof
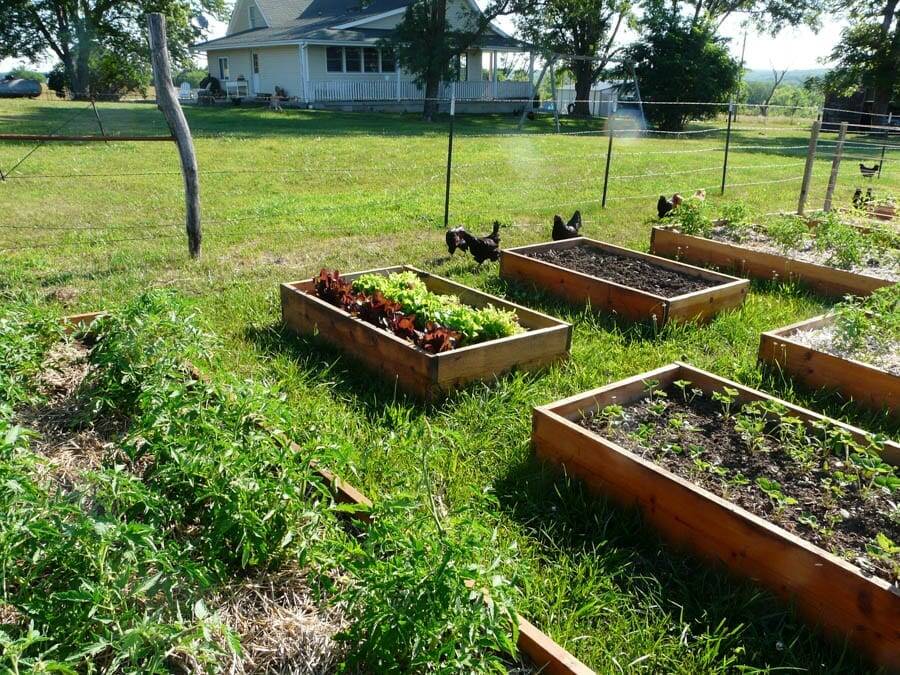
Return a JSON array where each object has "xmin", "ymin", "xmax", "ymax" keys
[{"xmin": 193, "ymin": 0, "xmax": 527, "ymax": 50}]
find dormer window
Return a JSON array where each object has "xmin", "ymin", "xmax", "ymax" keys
[{"xmin": 248, "ymin": 3, "xmax": 263, "ymax": 28}]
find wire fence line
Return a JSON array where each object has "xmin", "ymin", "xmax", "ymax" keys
[{"xmin": 3, "ymin": 97, "xmax": 898, "ymax": 266}]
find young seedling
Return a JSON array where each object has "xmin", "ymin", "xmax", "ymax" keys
[
  {"xmin": 672, "ymin": 379, "xmax": 694, "ymax": 403},
  {"xmin": 756, "ymin": 476, "xmax": 797, "ymax": 510},
  {"xmin": 711, "ymin": 386, "xmax": 739, "ymax": 419},
  {"xmin": 866, "ymin": 533, "xmax": 900, "ymax": 582}
]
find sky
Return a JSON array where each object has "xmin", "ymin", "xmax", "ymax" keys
[{"xmin": 1, "ymin": 6, "xmax": 846, "ymax": 75}]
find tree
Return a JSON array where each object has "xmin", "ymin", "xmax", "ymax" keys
[
  {"xmin": 382, "ymin": 0, "xmax": 511, "ymax": 120},
  {"xmin": 514, "ymin": 0, "xmax": 631, "ymax": 117},
  {"xmin": 824, "ymin": 0, "xmax": 900, "ymax": 117},
  {"xmin": 0, "ymin": 0, "xmax": 226, "ymax": 98},
  {"xmin": 626, "ymin": 2, "xmax": 742, "ymax": 130},
  {"xmin": 761, "ymin": 66, "xmax": 788, "ymax": 116}
]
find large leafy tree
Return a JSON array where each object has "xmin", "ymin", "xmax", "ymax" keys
[
  {"xmin": 626, "ymin": 2, "xmax": 742, "ymax": 129},
  {"xmin": 824, "ymin": 0, "xmax": 900, "ymax": 116},
  {"xmin": 514, "ymin": 0, "xmax": 631, "ymax": 117},
  {"xmin": 382, "ymin": 0, "xmax": 512, "ymax": 121},
  {"xmin": 0, "ymin": 0, "xmax": 226, "ymax": 98}
]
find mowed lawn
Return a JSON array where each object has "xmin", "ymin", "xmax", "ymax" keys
[{"xmin": 2, "ymin": 98, "xmax": 898, "ymax": 672}]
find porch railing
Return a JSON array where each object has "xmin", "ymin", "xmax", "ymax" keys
[{"xmin": 305, "ymin": 79, "xmax": 532, "ymax": 103}]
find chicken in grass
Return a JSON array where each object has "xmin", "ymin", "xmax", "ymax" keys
[
  {"xmin": 552, "ymin": 211, "xmax": 582, "ymax": 241},
  {"xmin": 860, "ymin": 162, "xmax": 880, "ymax": 178},
  {"xmin": 657, "ymin": 194, "xmax": 677, "ymax": 218},
  {"xmin": 459, "ymin": 221, "xmax": 501, "ymax": 264},
  {"xmin": 445, "ymin": 227, "xmax": 468, "ymax": 255}
]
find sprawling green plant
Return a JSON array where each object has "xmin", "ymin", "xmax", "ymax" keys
[
  {"xmin": 671, "ymin": 196, "xmax": 713, "ymax": 237},
  {"xmin": 830, "ymin": 284, "xmax": 900, "ymax": 362},
  {"xmin": 763, "ymin": 215, "xmax": 810, "ymax": 253},
  {"xmin": 336, "ymin": 496, "xmax": 519, "ymax": 674},
  {"xmin": 352, "ymin": 272, "xmax": 522, "ymax": 344}
]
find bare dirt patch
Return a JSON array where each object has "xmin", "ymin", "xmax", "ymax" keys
[
  {"xmin": 525, "ymin": 244, "xmax": 718, "ymax": 296},
  {"xmin": 210, "ymin": 565, "xmax": 348, "ymax": 674},
  {"xmin": 16, "ymin": 339, "xmax": 125, "ymax": 490}
]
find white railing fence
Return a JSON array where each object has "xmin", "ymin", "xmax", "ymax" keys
[{"xmin": 305, "ymin": 78, "xmax": 533, "ymax": 103}]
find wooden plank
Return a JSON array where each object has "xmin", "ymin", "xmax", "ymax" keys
[
  {"xmin": 59, "ymin": 311, "xmax": 107, "ymax": 334},
  {"xmin": 533, "ymin": 363, "xmax": 900, "ymax": 670},
  {"xmin": 0, "ymin": 134, "xmax": 174, "ymax": 142},
  {"xmin": 759, "ymin": 314, "xmax": 899, "ymax": 419},
  {"xmin": 280, "ymin": 266, "xmax": 571, "ymax": 399},
  {"xmin": 501, "ymin": 238, "xmax": 748, "ymax": 325},
  {"xmin": 650, "ymin": 227, "xmax": 893, "ymax": 298}
]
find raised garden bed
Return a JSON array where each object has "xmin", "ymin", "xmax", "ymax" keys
[
  {"xmin": 500, "ymin": 238, "xmax": 748, "ymax": 325},
  {"xmin": 650, "ymin": 226, "xmax": 896, "ymax": 298},
  {"xmin": 533, "ymin": 363, "xmax": 900, "ymax": 669},
  {"xmin": 759, "ymin": 314, "xmax": 899, "ymax": 417},
  {"xmin": 60, "ymin": 312, "xmax": 592, "ymax": 674},
  {"xmin": 280, "ymin": 266, "xmax": 572, "ymax": 399}
]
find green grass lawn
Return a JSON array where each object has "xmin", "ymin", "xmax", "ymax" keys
[{"xmin": 1, "ymin": 98, "xmax": 898, "ymax": 672}]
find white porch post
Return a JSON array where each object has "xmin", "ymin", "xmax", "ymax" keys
[
  {"xmin": 299, "ymin": 43, "xmax": 310, "ymax": 103},
  {"xmin": 490, "ymin": 51, "xmax": 498, "ymax": 99},
  {"xmin": 396, "ymin": 66, "xmax": 401, "ymax": 101},
  {"xmin": 528, "ymin": 52, "xmax": 535, "ymax": 98}
]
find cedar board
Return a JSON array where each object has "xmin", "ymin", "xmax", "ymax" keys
[
  {"xmin": 500, "ymin": 237, "xmax": 749, "ymax": 325},
  {"xmin": 533, "ymin": 363, "xmax": 900, "ymax": 669},
  {"xmin": 280, "ymin": 266, "xmax": 572, "ymax": 399},
  {"xmin": 650, "ymin": 227, "xmax": 893, "ymax": 298},
  {"xmin": 759, "ymin": 314, "xmax": 899, "ymax": 417},
  {"xmin": 59, "ymin": 313, "xmax": 593, "ymax": 674}
]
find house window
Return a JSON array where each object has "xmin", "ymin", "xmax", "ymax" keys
[
  {"xmin": 363, "ymin": 47, "xmax": 379, "ymax": 73},
  {"xmin": 252, "ymin": 53, "xmax": 260, "ymax": 74},
  {"xmin": 380, "ymin": 49, "xmax": 396, "ymax": 73},
  {"xmin": 344, "ymin": 47, "xmax": 362, "ymax": 72},
  {"xmin": 326, "ymin": 47, "xmax": 343, "ymax": 72},
  {"xmin": 217, "ymin": 56, "xmax": 229, "ymax": 80},
  {"xmin": 249, "ymin": 4, "xmax": 263, "ymax": 28}
]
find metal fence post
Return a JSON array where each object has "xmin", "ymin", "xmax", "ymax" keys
[
  {"xmin": 823, "ymin": 121, "xmax": 848, "ymax": 213},
  {"xmin": 601, "ymin": 113, "xmax": 614, "ymax": 208},
  {"xmin": 797, "ymin": 120, "xmax": 821, "ymax": 215},
  {"xmin": 443, "ymin": 83, "xmax": 455, "ymax": 229},
  {"xmin": 720, "ymin": 100, "xmax": 734, "ymax": 195}
]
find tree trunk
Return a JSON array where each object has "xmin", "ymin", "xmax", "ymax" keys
[
  {"xmin": 423, "ymin": 76, "xmax": 441, "ymax": 121},
  {"xmin": 72, "ymin": 21, "xmax": 93, "ymax": 99},
  {"xmin": 572, "ymin": 62, "xmax": 593, "ymax": 117}
]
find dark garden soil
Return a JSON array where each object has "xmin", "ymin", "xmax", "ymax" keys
[
  {"xmin": 525, "ymin": 244, "xmax": 718, "ymax": 296},
  {"xmin": 578, "ymin": 385, "xmax": 899, "ymax": 584}
]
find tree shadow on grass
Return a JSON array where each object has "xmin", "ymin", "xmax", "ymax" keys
[{"xmin": 493, "ymin": 454, "xmax": 871, "ymax": 673}]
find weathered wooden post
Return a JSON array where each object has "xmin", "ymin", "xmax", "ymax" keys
[
  {"xmin": 823, "ymin": 121, "xmax": 847, "ymax": 213},
  {"xmin": 797, "ymin": 120, "xmax": 821, "ymax": 215},
  {"xmin": 148, "ymin": 12, "xmax": 201, "ymax": 258}
]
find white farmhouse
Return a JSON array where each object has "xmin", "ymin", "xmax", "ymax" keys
[{"xmin": 192, "ymin": 0, "xmax": 535, "ymax": 110}]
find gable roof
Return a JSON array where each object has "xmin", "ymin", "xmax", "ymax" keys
[{"xmin": 193, "ymin": 0, "xmax": 527, "ymax": 51}]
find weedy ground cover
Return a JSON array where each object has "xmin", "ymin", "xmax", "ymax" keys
[
  {"xmin": 0, "ymin": 293, "xmax": 523, "ymax": 673},
  {"xmin": 3, "ymin": 100, "xmax": 900, "ymax": 671}
]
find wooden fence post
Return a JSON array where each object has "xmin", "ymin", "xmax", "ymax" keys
[
  {"xmin": 797, "ymin": 120, "xmax": 820, "ymax": 215},
  {"xmin": 823, "ymin": 121, "xmax": 847, "ymax": 213},
  {"xmin": 148, "ymin": 13, "xmax": 201, "ymax": 258}
]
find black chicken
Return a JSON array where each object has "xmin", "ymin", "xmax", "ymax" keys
[
  {"xmin": 445, "ymin": 227, "xmax": 468, "ymax": 255},
  {"xmin": 657, "ymin": 195, "xmax": 676, "ymax": 218},
  {"xmin": 859, "ymin": 163, "xmax": 880, "ymax": 178},
  {"xmin": 552, "ymin": 211, "xmax": 582, "ymax": 240},
  {"xmin": 459, "ymin": 221, "xmax": 501, "ymax": 264},
  {"xmin": 853, "ymin": 187, "xmax": 863, "ymax": 208}
]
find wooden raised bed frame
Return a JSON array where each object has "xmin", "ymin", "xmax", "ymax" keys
[
  {"xmin": 60, "ymin": 312, "xmax": 593, "ymax": 675},
  {"xmin": 650, "ymin": 226, "xmax": 894, "ymax": 298},
  {"xmin": 500, "ymin": 238, "xmax": 749, "ymax": 325},
  {"xmin": 533, "ymin": 363, "xmax": 900, "ymax": 669},
  {"xmin": 280, "ymin": 266, "xmax": 572, "ymax": 399},
  {"xmin": 759, "ymin": 314, "xmax": 899, "ymax": 417}
]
